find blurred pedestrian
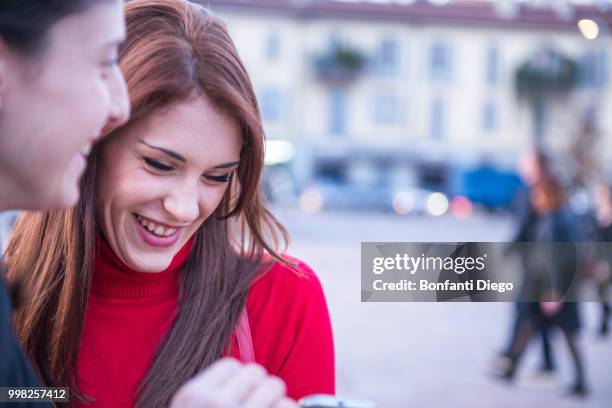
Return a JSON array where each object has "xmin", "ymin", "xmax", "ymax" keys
[
  {"xmin": 494, "ymin": 174, "xmax": 587, "ymax": 397},
  {"xmin": 593, "ymin": 182, "xmax": 612, "ymax": 337},
  {"xmin": 496, "ymin": 149, "xmax": 556, "ymax": 376}
]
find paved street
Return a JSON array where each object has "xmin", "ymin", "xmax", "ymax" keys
[{"xmin": 273, "ymin": 207, "xmax": 612, "ymax": 408}]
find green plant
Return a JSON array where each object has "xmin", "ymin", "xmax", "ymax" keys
[
  {"xmin": 314, "ymin": 43, "xmax": 367, "ymax": 82},
  {"xmin": 515, "ymin": 49, "xmax": 578, "ymax": 97}
]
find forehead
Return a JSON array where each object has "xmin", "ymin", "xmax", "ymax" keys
[
  {"xmin": 128, "ymin": 96, "xmax": 242, "ymax": 163},
  {"xmin": 47, "ymin": 0, "xmax": 126, "ymax": 54}
]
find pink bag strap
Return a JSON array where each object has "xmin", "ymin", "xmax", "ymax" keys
[{"xmin": 235, "ymin": 308, "xmax": 255, "ymax": 363}]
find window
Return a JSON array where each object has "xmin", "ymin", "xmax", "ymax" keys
[
  {"xmin": 329, "ymin": 89, "xmax": 348, "ymax": 136},
  {"xmin": 580, "ymin": 49, "xmax": 608, "ymax": 88},
  {"xmin": 260, "ymin": 88, "xmax": 283, "ymax": 123},
  {"xmin": 374, "ymin": 38, "xmax": 399, "ymax": 76},
  {"xmin": 315, "ymin": 161, "xmax": 346, "ymax": 183},
  {"xmin": 430, "ymin": 98, "xmax": 445, "ymax": 139},
  {"xmin": 265, "ymin": 30, "xmax": 280, "ymax": 60},
  {"xmin": 486, "ymin": 45, "xmax": 499, "ymax": 85},
  {"xmin": 482, "ymin": 100, "xmax": 496, "ymax": 132},
  {"xmin": 373, "ymin": 94, "xmax": 400, "ymax": 125},
  {"xmin": 430, "ymin": 42, "xmax": 452, "ymax": 80}
]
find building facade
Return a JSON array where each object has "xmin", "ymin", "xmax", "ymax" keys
[{"xmin": 201, "ymin": 0, "xmax": 612, "ymax": 192}]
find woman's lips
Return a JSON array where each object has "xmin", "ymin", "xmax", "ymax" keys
[{"xmin": 133, "ymin": 213, "xmax": 182, "ymax": 248}]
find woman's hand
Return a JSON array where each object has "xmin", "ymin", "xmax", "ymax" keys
[
  {"xmin": 170, "ymin": 358, "xmax": 298, "ymax": 408},
  {"xmin": 540, "ymin": 301, "xmax": 562, "ymax": 316},
  {"xmin": 540, "ymin": 290, "xmax": 562, "ymax": 316},
  {"xmin": 594, "ymin": 260, "xmax": 611, "ymax": 283}
]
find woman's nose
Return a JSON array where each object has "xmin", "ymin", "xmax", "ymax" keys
[{"xmin": 162, "ymin": 186, "xmax": 200, "ymax": 225}]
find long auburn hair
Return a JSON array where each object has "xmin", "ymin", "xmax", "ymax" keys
[{"xmin": 5, "ymin": 1, "xmax": 288, "ymax": 406}]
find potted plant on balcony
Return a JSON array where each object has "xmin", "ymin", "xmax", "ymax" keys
[
  {"xmin": 314, "ymin": 43, "xmax": 367, "ymax": 86},
  {"xmin": 514, "ymin": 48, "xmax": 578, "ymax": 144},
  {"xmin": 515, "ymin": 48, "xmax": 577, "ymax": 96}
]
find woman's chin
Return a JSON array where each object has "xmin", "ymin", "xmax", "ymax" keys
[
  {"xmin": 125, "ymin": 252, "xmax": 173, "ymax": 273},
  {"xmin": 30, "ymin": 186, "xmax": 79, "ymax": 211},
  {"xmin": 43, "ymin": 170, "xmax": 86, "ymax": 210},
  {"xmin": 58, "ymin": 186, "xmax": 81, "ymax": 208},
  {"xmin": 55, "ymin": 154, "xmax": 87, "ymax": 207}
]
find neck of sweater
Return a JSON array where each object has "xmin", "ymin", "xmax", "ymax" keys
[{"xmin": 92, "ymin": 234, "xmax": 192, "ymax": 299}]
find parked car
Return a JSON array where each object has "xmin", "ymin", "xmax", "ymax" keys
[{"xmin": 299, "ymin": 178, "xmax": 452, "ymax": 216}]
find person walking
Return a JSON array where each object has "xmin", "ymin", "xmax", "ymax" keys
[{"xmin": 494, "ymin": 174, "xmax": 588, "ymax": 397}]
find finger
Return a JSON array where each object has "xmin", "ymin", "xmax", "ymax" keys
[
  {"xmin": 198, "ymin": 358, "xmax": 243, "ymax": 388},
  {"xmin": 177, "ymin": 358, "xmax": 241, "ymax": 395},
  {"xmin": 242, "ymin": 376, "xmax": 287, "ymax": 408},
  {"xmin": 219, "ymin": 363, "xmax": 268, "ymax": 402},
  {"xmin": 170, "ymin": 358, "xmax": 242, "ymax": 408}
]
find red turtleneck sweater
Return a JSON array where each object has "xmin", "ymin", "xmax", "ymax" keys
[{"xmin": 75, "ymin": 237, "xmax": 334, "ymax": 407}]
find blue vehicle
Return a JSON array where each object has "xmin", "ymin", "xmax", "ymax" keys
[{"xmin": 452, "ymin": 166, "xmax": 522, "ymax": 209}]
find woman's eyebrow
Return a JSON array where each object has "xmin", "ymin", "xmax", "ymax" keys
[
  {"xmin": 213, "ymin": 161, "xmax": 240, "ymax": 169},
  {"xmin": 138, "ymin": 140, "xmax": 186, "ymax": 162}
]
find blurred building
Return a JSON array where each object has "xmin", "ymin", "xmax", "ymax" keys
[{"xmin": 201, "ymin": 0, "xmax": 612, "ymax": 194}]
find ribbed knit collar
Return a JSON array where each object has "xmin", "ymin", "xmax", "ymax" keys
[{"xmin": 91, "ymin": 234, "xmax": 193, "ymax": 299}]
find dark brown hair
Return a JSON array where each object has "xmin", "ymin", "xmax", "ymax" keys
[
  {"xmin": 0, "ymin": 0, "xmax": 104, "ymax": 55},
  {"xmin": 5, "ymin": 1, "xmax": 288, "ymax": 406}
]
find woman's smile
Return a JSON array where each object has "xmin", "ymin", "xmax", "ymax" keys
[{"xmin": 133, "ymin": 213, "xmax": 183, "ymax": 248}]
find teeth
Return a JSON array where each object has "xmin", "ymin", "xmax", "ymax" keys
[{"xmin": 136, "ymin": 215, "xmax": 178, "ymax": 237}]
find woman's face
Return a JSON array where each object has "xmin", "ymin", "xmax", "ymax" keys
[
  {"xmin": 530, "ymin": 187, "xmax": 549, "ymax": 215},
  {"xmin": 0, "ymin": 0, "xmax": 130, "ymax": 210},
  {"xmin": 95, "ymin": 96, "xmax": 242, "ymax": 272},
  {"xmin": 595, "ymin": 184, "xmax": 612, "ymax": 225}
]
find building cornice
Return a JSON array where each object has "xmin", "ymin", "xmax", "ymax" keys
[{"xmin": 200, "ymin": 0, "xmax": 612, "ymax": 33}]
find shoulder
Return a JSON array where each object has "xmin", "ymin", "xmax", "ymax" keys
[
  {"xmin": 242, "ymin": 257, "xmax": 334, "ymax": 395},
  {"xmin": 245, "ymin": 255, "xmax": 330, "ymax": 353},
  {"xmin": 246, "ymin": 255, "xmax": 329, "ymax": 324},
  {"xmin": 249, "ymin": 256, "xmax": 324, "ymax": 300}
]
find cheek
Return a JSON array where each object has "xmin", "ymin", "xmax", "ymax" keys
[
  {"xmin": 96, "ymin": 158, "xmax": 143, "ymax": 214},
  {"xmin": 199, "ymin": 185, "xmax": 231, "ymax": 218},
  {"xmin": 44, "ymin": 67, "xmax": 111, "ymax": 141},
  {"xmin": 75, "ymin": 81, "xmax": 111, "ymax": 133},
  {"xmin": 103, "ymin": 175, "xmax": 160, "ymax": 214}
]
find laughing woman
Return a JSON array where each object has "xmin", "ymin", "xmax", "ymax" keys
[{"xmin": 5, "ymin": 0, "xmax": 334, "ymax": 407}]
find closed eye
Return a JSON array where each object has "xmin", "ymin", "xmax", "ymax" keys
[
  {"xmin": 144, "ymin": 157, "xmax": 173, "ymax": 172},
  {"xmin": 102, "ymin": 58, "xmax": 119, "ymax": 68},
  {"xmin": 100, "ymin": 59, "xmax": 119, "ymax": 79},
  {"xmin": 205, "ymin": 173, "xmax": 233, "ymax": 183}
]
